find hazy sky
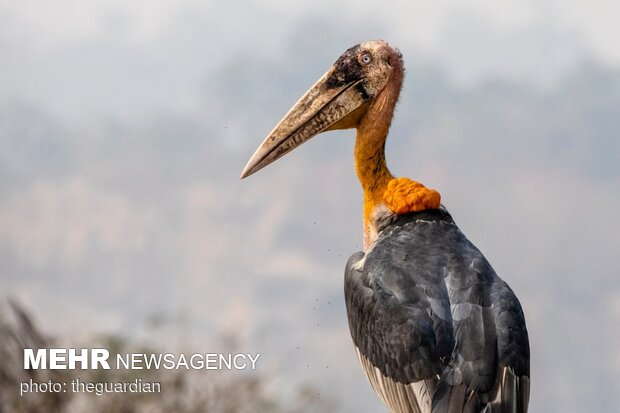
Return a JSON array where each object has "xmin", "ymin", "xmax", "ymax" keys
[
  {"xmin": 2, "ymin": 0, "xmax": 620, "ymax": 122},
  {"xmin": 2, "ymin": 2, "xmax": 620, "ymax": 412}
]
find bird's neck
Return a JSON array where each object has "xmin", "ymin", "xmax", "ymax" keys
[
  {"xmin": 355, "ymin": 72, "xmax": 401, "ymax": 250},
  {"xmin": 355, "ymin": 136, "xmax": 392, "ymax": 251},
  {"xmin": 354, "ymin": 65, "xmax": 441, "ymax": 250}
]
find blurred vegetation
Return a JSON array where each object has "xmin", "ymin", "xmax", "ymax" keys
[{"xmin": 0, "ymin": 300, "xmax": 336, "ymax": 413}]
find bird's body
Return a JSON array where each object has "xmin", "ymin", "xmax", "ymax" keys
[
  {"xmin": 241, "ymin": 40, "xmax": 529, "ymax": 413},
  {"xmin": 346, "ymin": 209, "xmax": 529, "ymax": 413}
]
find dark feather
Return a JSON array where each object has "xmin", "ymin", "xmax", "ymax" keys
[{"xmin": 345, "ymin": 208, "xmax": 529, "ymax": 413}]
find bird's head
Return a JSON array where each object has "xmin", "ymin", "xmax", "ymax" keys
[{"xmin": 240, "ymin": 40, "xmax": 404, "ymax": 179}]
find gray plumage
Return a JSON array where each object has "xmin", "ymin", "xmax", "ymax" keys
[{"xmin": 345, "ymin": 207, "xmax": 529, "ymax": 413}]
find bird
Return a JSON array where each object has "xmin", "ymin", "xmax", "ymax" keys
[{"xmin": 240, "ymin": 40, "xmax": 530, "ymax": 413}]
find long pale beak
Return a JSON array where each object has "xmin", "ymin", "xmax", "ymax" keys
[{"xmin": 240, "ymin": 67, "xmax": 368, "ymax": 179}]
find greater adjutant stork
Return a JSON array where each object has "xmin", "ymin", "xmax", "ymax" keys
[{"xmin": 241, "ymin": 40, "xmax": 530, "ymax": 413}]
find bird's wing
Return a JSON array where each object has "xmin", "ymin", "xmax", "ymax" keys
[
  {"xmin": 345, "ymin": 208, "xmax": 529, "ymax": 413},
  {"xmin": 345, "ymin": 209, "xmax": 455, "ymax": 412},
  {"xmin": 431, "ymin": 274, "xmax": 530, "ymax": 413}
]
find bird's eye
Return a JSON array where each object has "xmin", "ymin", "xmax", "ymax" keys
[{"xmin": 360, "ymin": 53, "xmax": 372, "ymax": 64}]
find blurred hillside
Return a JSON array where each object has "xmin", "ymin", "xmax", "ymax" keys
[
  {"xmin": 1, "ymin": 2, "xmax": 620, "ymax": 411},
  {"xmin": 1, "ymin": 60, "xmax": 619, "ymax": 412},
  {"xmin": 0, "ymin": 300, "xmax": 335, "ymax": 413}
]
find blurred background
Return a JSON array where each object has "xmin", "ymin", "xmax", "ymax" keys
[{"xmin": 1, "ymin": 1, "xmax": 619, "ymax": 412}]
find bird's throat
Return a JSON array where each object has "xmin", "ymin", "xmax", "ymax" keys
[{"xmin": 355, "ymin": 67, "xmax": 400, "ymax": 242}]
